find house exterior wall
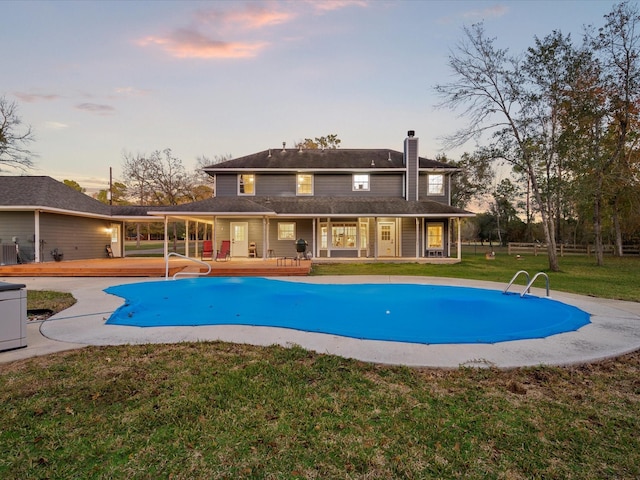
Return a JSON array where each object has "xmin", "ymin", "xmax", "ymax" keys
[
  {"xmin": 214, "ymin": 173, "xmax": 406, "ymax": 198},
  {"xmin": 40, "ymin": 213, "xmax": 113, "ymax": 261},
  {"xmin": 0, "ymin": 211, "xmax": 36, "ymax": 263}
]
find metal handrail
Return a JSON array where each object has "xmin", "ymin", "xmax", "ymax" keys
[
  {"xmin": 165, "ymin": 252, "xmax": 211, "ymax": 280},
  {"xmin": 521, "ymin": 272, "xmax": 550, "ymax": 298},
  {"xmin": 503, "ymin": 270, "xmax": 530, "ymax": 295}
]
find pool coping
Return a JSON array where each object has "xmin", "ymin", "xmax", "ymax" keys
[{"xmin": 3, "ymin": 275, "xmax": 640, "ymax": 368}]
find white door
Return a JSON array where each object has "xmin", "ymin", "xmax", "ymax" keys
[
  {"xmin": 110, "ymin": 224, "xmax": 121, "ymax": 257},
  {"xmin": 230, "ymin": 222, "xmax": 248, "ymax": 257},
  {"xmin": 378, "ymin": 222, "xmax": 396, "ymax": 257}
]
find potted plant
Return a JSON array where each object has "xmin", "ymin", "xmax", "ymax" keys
[{"xmin": 51, "ymin": 248, "xmax": 64, "ymax": 262}]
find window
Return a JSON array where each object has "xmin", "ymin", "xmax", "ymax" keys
[
  {"xmin": 278, "ymin": 222, "xmax": 296, "ymax": 240},
  {"xmin": 238, "ymin": 174, "xmax": 255, "ymax": 195},
  {"xmin": 428, "ymin": 174, "xmax": 444, "ymax": 195},
  {"xmin": 427, "ymin": 223, "xmax": 444, "ymax": 249},
  {"xmin": 353, "ymin": 174, "xmax": 369, "ymax": 191},
  {"xmin": 297, "ymin": 174, "xmax": 313, "ymax": 195},
  {"xmin": 331, "ymin": 223, "xmax": 357, "ymax": 248}
]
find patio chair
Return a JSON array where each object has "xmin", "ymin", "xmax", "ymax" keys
[
  {"xmin": 248, "ymin": 242, "xmax": 257, "ymax": 258},
  {"xmin": 201, "ymin": 240, "xmax": 213, "ymax": 261},
  {"xmin": 216, "ymin": 240, "xmax": 231, "ymax": 261}
]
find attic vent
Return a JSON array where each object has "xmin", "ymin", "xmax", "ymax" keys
[
  {"xmin": 299, "ymin": 145, "xmax": 303, "ymax": 153},
  {"xmin": 388, "ymin": 152, "xmax": 392, "ymax": 161},
  {"xmin": 268, "ymin": 149, "xmax": 272, "ymax": 158},
  {"xmin": 282, "ymin": 142, "xmax": 286, "ymax": 153},
  {"xmin": 371, "ymin": 159, "xmax": 375, "ymax": 167}
]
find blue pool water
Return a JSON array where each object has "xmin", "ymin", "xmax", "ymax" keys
[{"xmin": 104, "ymin": 278, "xmax": 590, "ymax": 344}]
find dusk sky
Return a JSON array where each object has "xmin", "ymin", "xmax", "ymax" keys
[{"xmin": 2, "ymin": 0, "xmax": 621, "ymax": 191}]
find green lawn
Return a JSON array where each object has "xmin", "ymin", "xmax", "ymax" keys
[
  {"xmin": 3, "ymin": 253, "xmax": 639, "ymax": 479},
  {"xmin": 312, "ymin": 250, "xmax": 640, "ymax": 302}
]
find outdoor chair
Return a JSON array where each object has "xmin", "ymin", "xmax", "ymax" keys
[
  {"xmin": 248, "ymin": 242, "xmax": 257, "ymax": 258},
  {"xmin": 216, "ymin": 240, "xmax": 231, "ymax": 261},
  {"xmin": 201, "ymin": 240, "xmax": 213, "ymax": 261}
]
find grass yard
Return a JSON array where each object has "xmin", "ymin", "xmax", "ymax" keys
[
  {"xmin": 312, "ymin": 250, "xmax": 640, "ymax": 302},
  {"xmin": 2, "ymin": 252, "xmax": 639, "ymax": 478}
]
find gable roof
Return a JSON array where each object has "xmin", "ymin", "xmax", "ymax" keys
[
  {"xmin": 0, "ymin": 176, "xmax": 112, "ymax": 216},
  {"xmin": 204, "ymin": 149, "xmax": 457, "ymax": 171}
]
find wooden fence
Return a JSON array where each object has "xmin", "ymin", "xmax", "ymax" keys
[{"xmin": 507, "ymin": 243, "xmax": 640, "ymax": 256}]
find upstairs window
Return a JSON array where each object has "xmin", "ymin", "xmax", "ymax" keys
[
  {"xmin": 353, "ymin": 174, "xmax": 369, "ymax": 191},
  {"xmin": 428, "ymin": 174, "xmax": 444, "ymax": 195},
  {"xmin": 297, "ymin": 174, "xmax": 313, "ymax": 195},
  {"xmin": 238, "ymin": 174, "xmax": 255, "ymax": 195}
]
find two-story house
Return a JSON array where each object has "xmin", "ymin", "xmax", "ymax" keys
[{"xmin": 155, "ymin": 131, "xmax": 473, "ymax": 261}]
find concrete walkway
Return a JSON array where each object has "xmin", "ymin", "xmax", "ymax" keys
[{"xmin": 1, "ymin": 275, "xmax": 639, "ymax": 368}]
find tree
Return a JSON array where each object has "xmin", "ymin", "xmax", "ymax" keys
[
  {"xmin": 435, "ymin": 25, "xmax": 583, "ymax": 271},
  {"xmin": 439, "ymin": 150, "xmax": 495, "ymax": 209},
  {"xmin": 0, "ymin": 95, "xmax": 36, "ymax": 171},
  {"xmin": 295, "ymin": 134, "xmax": 341, "ymax": 149},
  {"xmin": 588, "ymin": 1, "xmax": 640, "ymax": 260},
  {"xmin": 95, "ymin": 182, "xmax": 128, "ymax": 205},
  {"xmin": 63, "ymin": 179, "xmax": 85, "ymax": 193}
]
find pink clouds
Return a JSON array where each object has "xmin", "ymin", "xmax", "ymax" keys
[
  {"xmin": 137, "ymin": 1, "xmax": 367, "ymax": 60},
  {"xmin": 139, "ymin": 30, "xmax": 268, "ymax": 59},
  {"xmin": 13, "ymin": 92, "xmax": 61, "ymax": 103},
  {"xmin": 75, "ymin": 103, "xmax": 115, "ymax": 115}
]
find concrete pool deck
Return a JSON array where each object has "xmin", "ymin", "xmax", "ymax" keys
[{"xmin": 1, "ymin": 275, "xmax": 639, "ymax": 368}]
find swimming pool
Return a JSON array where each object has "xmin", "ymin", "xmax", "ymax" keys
[{"xmin": 104, "ymin": 277, "xmax": 590, "ymax": 344}]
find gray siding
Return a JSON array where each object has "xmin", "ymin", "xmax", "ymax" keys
[
  {"xmin": 40, "ymin": 213, "xmax": 113, "ymax": 261},
  {"xmin": 215, "ymin": 174, "xmax": 238, "ymax": 197},
  {"xmin": 0, "ymin": 212, "xmax": 36, "ymax": 262},
  {"xmin": 216, "ymin": 173, "xmax": 405, "ymax": 198},
  {"xmin": 266, "ymin": 218, "xmax": 313, "ymax": 257},
  {"xmin": 401, "ymin": 218, "xmax": 418, "ymax": 257}
]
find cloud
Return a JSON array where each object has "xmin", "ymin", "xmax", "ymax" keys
[
  {"xmin": 44, "ymin": 121, "xmax": 69, "ymax": 130},
  {"xmin": 76, "ymin": 103, "xmax": 116, "ymax": 115},
  {"xmin": 139, "ymin": 29, "xmax": 268, "ymax": 59},
  {"xmin": 114, "ymin": 87, "xmax": 150, "ymax": 97},
  {"xmin": 309, "ymin": 0, "xmax": 369, "ymax": 13},
  {"xmin": 198, "ymin": 4, "xmax": 295, "ymax": 30},
  {"xmin": 462, "ymin": 4, "xmax": 509, "ymax": 20},
  {"xmin": 13, "ymin": 92, "xmax": 61, "ymax": 103}
]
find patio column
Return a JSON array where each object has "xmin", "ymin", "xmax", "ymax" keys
[
  {"xmin": 262, "ymin": 216, "xmax": 267, "ymax": 260},
  {"xmin": 185, "ymin": 220, "xmax": 190, "ymax": 258},
  {"xmin": 457, "ymin": 218, "xmax": 462, "ymax": 261},
  {"xmin": 415, "ymin": 218, "xmax": 420, "ymax": 259},
  {"xmin": 163, "ymin": 216, "xmax": 169, "ymax": 259},
  {"xmin": 34, "ymin": 210, "xmax": 41, "ymax": 263}
]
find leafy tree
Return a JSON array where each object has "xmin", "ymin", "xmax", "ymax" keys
[
  {"xmin": 0, "ymin": 95, "xmax": 35, "ymax": 171},
  {"xmin": 435, "ymin": 24, "xmax": 578, "ymax": 271},
  {"xmin": 63, "ymin": 179, "xmax": 85, "ymax": 193},
  {"xmin": 95, "ymin": 182, "xmax": 128, "ymax": 205},
  {"xmin": 439, "ymin": 150, "xmax": 495, "ymax": 209},
  {"xmin": 295, "ymin": 134, "xmax": 341, "ymax": 149}
]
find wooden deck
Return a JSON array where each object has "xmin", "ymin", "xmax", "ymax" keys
[{"xmin": 0, "ymin": 257, "xmax": 312, "ymax": 278}]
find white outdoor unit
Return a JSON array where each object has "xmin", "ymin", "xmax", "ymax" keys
[{"xmin": 0, "ymin": 282, "xmax": 27, "ymax": 352}]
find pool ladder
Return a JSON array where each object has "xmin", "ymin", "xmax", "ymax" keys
[{"xmin": 503, "ymin": 270, "xmax": 550, "ymax": 298}]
